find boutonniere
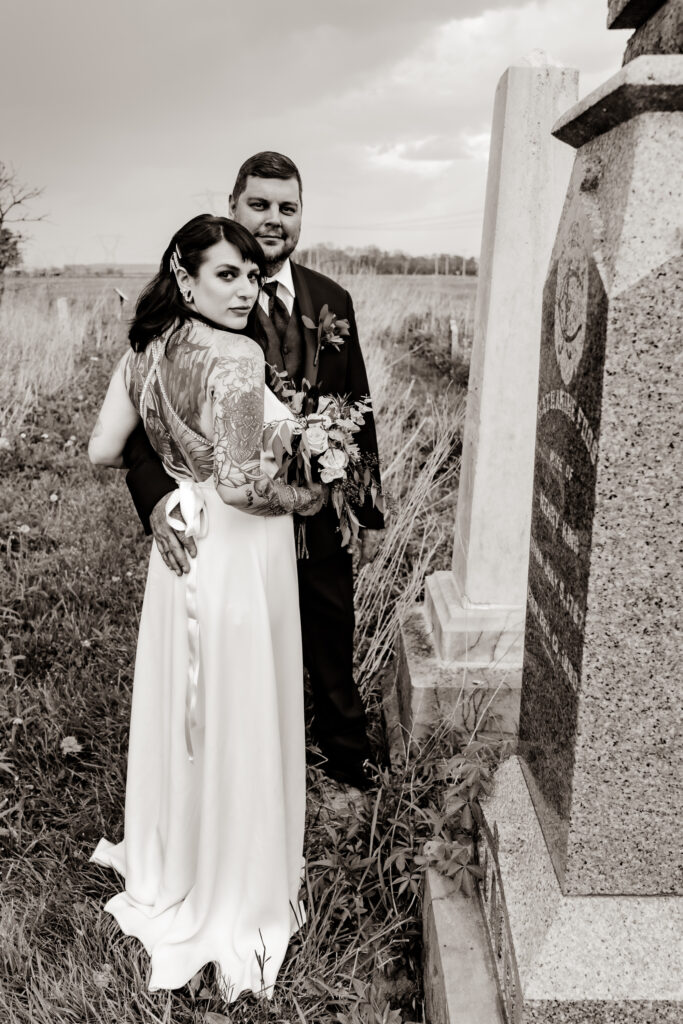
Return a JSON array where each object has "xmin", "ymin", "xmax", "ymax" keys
[{"xmin": 302, "ymin": 304, "xmax": 350, "ymax": 366}]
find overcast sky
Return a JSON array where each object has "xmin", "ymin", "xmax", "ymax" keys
[{"xmin": 1, "ymin": 0, "xmax": 629, "ymax": 266}]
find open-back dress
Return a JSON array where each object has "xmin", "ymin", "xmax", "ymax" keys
[{"xmin": 91, "ymin": 320, "xmax": 305, "ymax": 1002}]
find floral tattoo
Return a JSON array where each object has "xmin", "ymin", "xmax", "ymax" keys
[{"xmin": 212, "ymin": 352, "xmax": 264, "ymax": 488}]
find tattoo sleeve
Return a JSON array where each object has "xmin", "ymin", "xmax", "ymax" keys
[
  {"xmin": 210, "ymin": 347, "xmax": 265, "ymax": 489},
  {"xmin": 244, "ymin": 477, "xmax": 323, "ymax": 517},
  {"xmin": 209, "ymin": 340, "xmax": 322, "ymax": 517}
]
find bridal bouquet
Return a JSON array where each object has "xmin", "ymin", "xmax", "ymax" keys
[{"xmin": 264, "ymin": 371, "xmax": 383, "ymax": 556}]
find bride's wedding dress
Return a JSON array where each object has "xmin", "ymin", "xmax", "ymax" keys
[{"xmin": 91, "ymin": 326, "xmax": 305, "ymax": 1001}]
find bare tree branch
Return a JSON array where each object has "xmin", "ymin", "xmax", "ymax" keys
[
  {"xmin": 0, "ymin": 162, "xmax": 45, "ymax": 279},
  {"xmin": 0, "ymin": 161, "xmax": 45, "ymax": 227}
]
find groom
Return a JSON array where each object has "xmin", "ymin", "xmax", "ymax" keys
[{"xmin": 122, "ymin": 151, "xmax": 384, "ymax": 790}]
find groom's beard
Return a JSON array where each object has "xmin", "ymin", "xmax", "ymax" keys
[
  {"xmin": 263, "ymin": 255, "xmax": 289, "ymax": 277},
  {"xmin": 254, "ymin": 232, "xmax": 299, "ymax": 277}
]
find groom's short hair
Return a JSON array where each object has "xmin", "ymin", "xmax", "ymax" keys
[{"xmin": 232, "ymin": 152, "xmax": 303, "ymax": 204}]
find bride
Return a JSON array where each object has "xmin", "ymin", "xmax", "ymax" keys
[{"xmin": 87, "ymin": 214, "xmax": 324, "ymax": 1001}]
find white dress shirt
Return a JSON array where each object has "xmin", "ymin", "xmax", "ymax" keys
[{"xmin": 258, "ymin": 258, "xmax": 295, "ymax": 317}]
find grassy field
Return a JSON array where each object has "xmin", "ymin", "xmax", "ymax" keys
[{"xmin": 0, "ymin": 275, "xmax": 485, "ymax": 1023}]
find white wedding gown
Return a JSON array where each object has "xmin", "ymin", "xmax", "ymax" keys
[{"xmin": 91, "ymin": 333, "xmax": 305, "ymax": 1001}]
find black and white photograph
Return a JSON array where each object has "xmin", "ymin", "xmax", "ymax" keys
[{"xmin": 1, "ymin": 1, "xmax": 681, "ymax": 1021}]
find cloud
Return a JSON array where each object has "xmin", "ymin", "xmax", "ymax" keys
[
  {"xmin": 2, "ymin": 0, "xmax": 630, "ymax": 263},
  {"xmin": 365, "ymin": 131, "xmax": 491, "ymax": 177},
  {"xmin": 367, "ymin": 141, "xmax": 453, "ymax": 178},
  {"xmin": 286, "ymin": 0, "xmax": 628, "ymax": 253},
  {"xmin": 394, "ymin": 134, "xmax": 491, "ymax": 162},
  {"xmin": 311, "ymin": 0, "xmax": 628, "ymax": 154}
]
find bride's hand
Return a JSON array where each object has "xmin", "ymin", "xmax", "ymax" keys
[
  {"xmin": 221, "ymin": 476, "xmax": 326, "ymax": 517},
  {"xmin": 293, "ymin": 481, "xmax": 327, "ymax": 517}
]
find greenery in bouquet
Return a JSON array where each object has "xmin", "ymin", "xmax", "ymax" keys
[{"xmin": 264, "ymin": 368, "xmax": 384, "ymax": 554}]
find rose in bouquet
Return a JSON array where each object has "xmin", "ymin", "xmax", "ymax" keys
[{"xmin": 264, "ymin": 371, "xmax": 383, "ymax": 556}]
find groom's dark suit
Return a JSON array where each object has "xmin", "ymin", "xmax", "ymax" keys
[{"xmin": 123, "ymin": 261, "xmax": 384, "ymax": 783}]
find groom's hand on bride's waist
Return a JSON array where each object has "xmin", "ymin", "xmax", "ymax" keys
[{"xmin": 150, "ymin": 494, "xmax": 197, "ymax": 576}]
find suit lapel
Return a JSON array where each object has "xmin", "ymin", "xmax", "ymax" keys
[
  {"xmin": 291, "ymin": 261, "xmax": 319, "ymax": 387},
  {"xmin": 248, "ymin": 307, "xmax": 267, "ymax": 352}
]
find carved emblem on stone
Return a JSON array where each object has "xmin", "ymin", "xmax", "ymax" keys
[{"xmin": 554, "ymin": 221, "xmax": 588, "ymax": 387}]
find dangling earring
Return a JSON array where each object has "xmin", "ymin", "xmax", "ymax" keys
[{"xmin": 184, "ymin": 291, "xmax": 192, "ymax": 304}]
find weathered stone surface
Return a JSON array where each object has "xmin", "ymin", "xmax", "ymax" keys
[
  {"xmin": 425, "ymin": 571, "xmax": 524, "ymax": 667},
  {"xmin": 519, "ymin": 96, "xmax": 682, "ymax": 895},
  {"xmin": 552, "ymin": 54, "xmax": 683, "ymax": 148},
  {"xmin": 423, "ymin": 869, "xmax": 502, "ymax": 1024},
  {"xmin": 479, "ymin": 758, "xmax": 683, "ymax": 1022},
  {"xmin": 607, "ymin": 0, "xmax": 666, "ymax": 29},
  {"xmin": 419, "ymin": 38, "xmax": 683, "ymax": 1024},
  {"xmin": 416, "ymin": 59, "xmax": 577, "ymax": 752},
  {"xmin": 623, "ymin": 0, "xmax": 683, "ymax": 62},
  {"xmin": 453, "ymin": 58, "xmax": 578, "ymax": 609},
  {"xmin": 395, "ymin": 606, "xmax": 521, "ymax": 744}
]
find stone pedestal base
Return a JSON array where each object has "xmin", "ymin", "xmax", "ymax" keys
[
  {"xmin": 477, "ymin": 757, "xmax": 683, "ymax": 1022},
  {"xmin": 395, "ymin": 573, "xmax": 523, "ymax": 744},
  {"xmin": 425, "ymin": 571, "xmax": 525, "ymax": 666}
]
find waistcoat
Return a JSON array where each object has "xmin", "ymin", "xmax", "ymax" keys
[{"xmin": 256, "ymin": 299, "xmax": 306, "ymax": 387}]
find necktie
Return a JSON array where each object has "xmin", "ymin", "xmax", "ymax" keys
[{"xmin": 263, "ymin": 281, "xmax": 290, "ymax": 343}]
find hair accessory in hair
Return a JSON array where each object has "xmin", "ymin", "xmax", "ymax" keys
[{"xmin": 169, "ymin": 243, "xmax": 182, "ymax": 276}]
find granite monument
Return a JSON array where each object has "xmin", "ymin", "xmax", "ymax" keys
[{"xmin": 476, "ymin": 4, "xmax": 683, "ymax": 1021}]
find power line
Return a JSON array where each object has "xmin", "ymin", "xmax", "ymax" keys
[
  {"xmin": 317, "ymin": 207, "xmax": 483, "ymax": 226},
  {"xmin": 96, "ymin": 234, "xmax": 122, "ymax": 262},
  {"xmin": 309, "ymin": 220, "xmax": 482, "ymax": 232},
  {"xmin": 308, "ymin": 209, "xmax": 483, "ymax": 231}
]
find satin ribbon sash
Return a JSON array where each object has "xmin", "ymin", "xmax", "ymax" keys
[{"xmin": 165, "ymin": 481, "xmax": 209, "ymax": 762}]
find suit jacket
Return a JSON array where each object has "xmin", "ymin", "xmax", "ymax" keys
[{"xmin": 123, "ymin": 260, "xmax": 384, "ymax": 561}]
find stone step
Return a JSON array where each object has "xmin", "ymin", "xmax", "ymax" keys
[
  {"xmin": 423, "ymin": 868, "xmax": 503, "ymax": 1024},
  {"xmin": 395, "ymin": 605, "xmax": 521, "ymax": 745}
]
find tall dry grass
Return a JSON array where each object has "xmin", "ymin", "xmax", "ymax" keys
[
  {"xmin": 344, "ymin": 273, "xmax": 474, "ymax": 350},
  {"xmin": 355, "ymin": 340, "xmax": 464, "ymax": 694},
  {"xmin": 0, "ymin": 293, "xmax": 115, "ymax": 432},
  {"xmin": 0, "ymin": 274, "xmax": 473, "ymax": 434}
]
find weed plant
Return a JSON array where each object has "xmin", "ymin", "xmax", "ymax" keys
[{"xmin": 0, "ymin": 278, "xmax": 489, "ymax": 1024}]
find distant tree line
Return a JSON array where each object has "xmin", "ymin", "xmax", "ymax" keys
[
  {"xmin": 25, "ymin": 264, "xmax": 132, "ymax": 278},
  {"xmin": 297, "ymin": 244, "xmax": 478, "ymax": 276}
]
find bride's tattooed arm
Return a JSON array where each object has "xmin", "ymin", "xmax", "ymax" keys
[
  {"xmin": 244, "ymin": 476, "xmax": 324, "ymax": 517},
  {"xmin": 210, "ymin": 339, "xmax": 324, "ymax": 517},
  {"xmin": 211, "ymin": 343, "xmax": 264, "ymax": 488}
]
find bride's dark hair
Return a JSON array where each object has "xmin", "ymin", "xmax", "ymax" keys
[{"xmin": 129, "ymin": 214, "xmax": 266, "ymax": 351}]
